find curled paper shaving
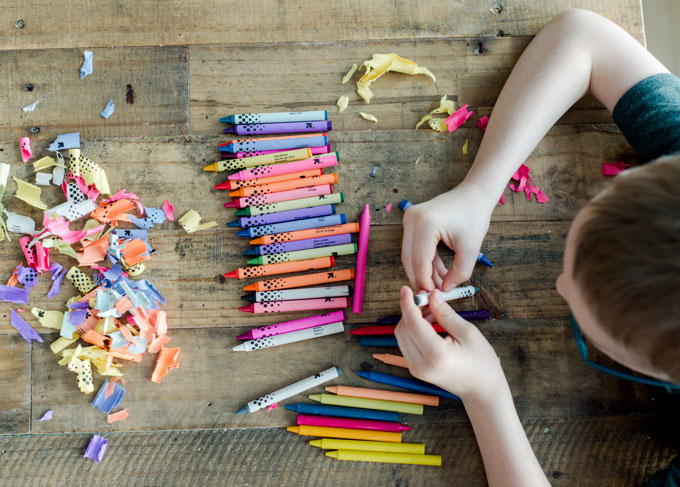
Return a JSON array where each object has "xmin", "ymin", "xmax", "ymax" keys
[
  {"xmin": 92, "ymin": 379, "xmax": 125, "ymax": 413},
  {"xmin": 100, "ymin": 98, "xmax": 114, "ymax": 119},
  {"xmin": 151, "ymin": 347, "xmax": 180, "ymax": 383},
  {"xmin": 445, "ymin": 104, "xmax": 474, "ymax": 132},
  {"xmin": 84, "ymin": 435, "xmax": 108, "ymax": 463},
  {"xmin": 80, "ymin": 51, "xmax": 94, "ymax": 79},
  {"xmin": 477, "ymin": 116, "xmax": 488, "ymax": 131},
  {"xmin": 107, "ymin": 409, "xmax": 128, "ymax": 423},
  {"xmin": 162, "ymin": 200, "xmax": 175, "ymax": 221},
  {"xmin": 32, "ymin": 156, "xmax": 60, "ymax": 172},
  {"xmin": 48, "ymin": 133, "xmax": 80, "ymax": 152},
  {"xmin": 38, "ymin": 410, "xmax": 52, "ymax": 422},
  {"xmin": 415, "ymin": 95, "xmax": 456, "ymax": 130},
  {"xmin": 462, "ymin": 139, "xmax": 469, "ymax": 155},
  {"xmin": 31, "ymin": 308, "xmax": 64, "ymax": 330},
  {"xmin": 35, "ymin": 172, "xmax": 52, "ymax": 186},
  {"xmin": 0, "ymin": 285, "xmax": 29, "ymax": 304},
  {"xmin": 358, "ymin": 112, "xmax": 378, "ymax": 123},
  {"xmin": 67, "ymin": 149, "xmax": 111, "ymax": 195},
  {"xmin": 178, "ymin": 209, "xmax": 217, "ymax": 233},
  {"xmin": 342, "ymin": 64, "xmax": 358, "ymax": 84},
  {"xmin": 10, "ymin": 309, "xmax": 44, "ymax": 343},
  {"xmin": 19, "ymin": 137, "xmax": 32, "ymax": 163},
  {"xmin": 4, "ymin": 211, "xmax": 36, "ymax": 234},
  {"xmin": 357, "ymin": 53, "xmax": 436, "ymax": 104},
  {"xmin": 13, "ymin": 177, "xmax": 47, "ymax": 210},
  {"xmin": 67, "ymin": 351, "xmax": 95, "ymax": 393},
  {"xmin": 336, "ymin": 95, "xmax": 349, "ymax": 113}
]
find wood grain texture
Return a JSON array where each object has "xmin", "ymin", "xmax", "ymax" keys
[
  {"xmin": 0, "ymin": 335, "xmax": 31, "ymax": 434},
  {"xmin": 0, "ymin": 0, "xmax": 644, "ymax": 50},
  {"xmin": 0, "ymin": 47, "xmax": 189, "ymax": 143}
]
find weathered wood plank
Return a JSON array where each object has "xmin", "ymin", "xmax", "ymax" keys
[
  {"xmin": 0, "ymin": 0, "xmax": 643, "ymax": 50},
  {"xmin": 0, "ymin": 47, "xmax": 189, "ymax": 143},
  {"xmin": 0, "ymin": 335, "xmax": 31, "ymax": 435},
  {"xmin": 2, "ymin": 415, "xmax": 676, "ymax": 486}
]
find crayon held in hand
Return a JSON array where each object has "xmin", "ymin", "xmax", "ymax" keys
[
  {"xmin": 413, "ymin": 285, "xmax": 479, "ymax": 307},
  {"xmin": 229, "ymin": 173, "xmax": 338, "ymax": 197},
  {"xmin": 228, "ymin": 153, "xmax": 339, "ymax": 181},
  {"xmin": 250, "ymin": 222, "xmax": 359, "ymax": 245},
  {"xmin": 286, "ymin": 425, "xmax": 401, "ymax": 443},
  {"xmin": 238, "ymin": 297, "xmax": 350, "ymax": 314},
  {"xmin": 236, "ymin": 311, "xmax": 345, "ymax": 340},
  {"xmin": 351, "ymin": 324, "xmax": 447, "ymax": 336},
  {"xmin": 245, "ymin": 234, "xmax": 352, "ymax": 257},
  {"xmin": 246, "ymin": 243, "xmax": 356, "ymax": 265},
  {"xmin": 234, "ymin": 193, "xmax": 344, "ymax": 217},
  {"xmin": 233, "ymin": 322, "xmax": 344, "ymax": 351},
  {"xmin": 236, "ymin": 214, "xmax": 346, "ymax": 238},
  {"xmin": 243, "ymin": 269, "xmax": 355, "ymax": 292},
  {"xmin": 242, "ymin": 285, "xmax": 351, "ymax": 302},
  {"xmin": 223, "ymin": 120, "xmax": 332, "ymax": 135},
  {"xmin": 224, "ymin": 184, "xmax": 333, "ymax": 209},
  {"xmin": 309, "ymin": 438, "xmax": 424, "ymax": 454},
  {"xmin": 375, "ymin": 309, "xmax": 491, "ymax": 324},
  {"xmin": 216, "ymin": 169, "xmax": 322, "ymax": 191},
  {"xmin": 224, "ymin": 256, "xmax": 335, "ymax": 279},
  {"xmin": 204, "ymin": 147, "xmax": 311, "ymax": 172}
]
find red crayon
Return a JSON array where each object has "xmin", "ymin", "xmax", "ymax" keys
[{"xmin": 350, "ymin": 324, "xmax": 446, "ymax": 336}]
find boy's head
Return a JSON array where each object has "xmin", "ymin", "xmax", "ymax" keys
[{"xmin": 556, "ymin": 154, "xmax": 680, "ymax": 384}]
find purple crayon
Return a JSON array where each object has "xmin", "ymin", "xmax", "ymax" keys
[
  {"xmin": 236, "ymin": 310, "xmax": 345, "ymax": 340},
  {"xmin": 224, "ymin": 121, "xmax": 332, "ymax": 135},
  {"xmin": 218, "ymin": 134, "xmax": 328, "ymax": 153},
  {"xmin": 377, "ymin": 310, "xmax": 491, "ymax": 324},
  {"xmin": 227, "ymin": 205, "xmax": 336, "ymax": 229},
  {"xmin": 236, "ymin": 214, "xmax": 346, "ymax": 238},
  {"xmin": 221, "ymin": 145, "xmax": 331, "ymax": 159},
  {"xmin": 244, "ymin": 234, "xmax": 352, "ymax": 256}
]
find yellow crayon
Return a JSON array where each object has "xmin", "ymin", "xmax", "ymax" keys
[
  {"xmin": 310, "ymin": 438, "xmax": 425, "ymax": 454},
  {"xmin": 326, "ymin": 450, "xmax": 441, "ymax": 466},
  {"xmin": 287, "ymin": 425, "xmax": 401, "ymax": 443}
]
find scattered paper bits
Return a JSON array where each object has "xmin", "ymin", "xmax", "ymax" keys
[
  {"xmin": 336, "ymin": 95, "xmax": 349, "ymax": 113},
  {"xmin": 358, "ymin": 112, "xmax": 378, "ymax": 123},
  {"xmin": 178, "ymin": 209, "xmax": 217, "ymax": 233}
]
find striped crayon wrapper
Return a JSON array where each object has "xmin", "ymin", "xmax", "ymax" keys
[
  {"xmin": 205, "ymin": 147, "xmax": 311, "ymax": 172},
  {"xmin": 224, "ymin": 256, "xmax": 335, "ymax": 279},
  {"xmin": 220, "ymin": 145, "xmax": 330, "ymax": 159},
  {"xmin": 215, "ymin": 169, "xmax": 321, "ymax": 190},
  {"xmin": 250, "ymin": 222, "xmax": 359, "ymax": 245},
  {"xmin": 239, "ymin": 297, "xmax": 349, "ymax": 314},
  {"xmin": 225, "ymin": 184, "xmax": 333, "ymax": 209},
  {"xmin": 230, "ymin": 173, "xmax": 338, "ymax": 197},
  {"xmin": 296, "ymin": 414, "xmax": 411, "ymax": 432},
  {"xmin": 243, "ymin": 269, "xmax": 355, "ymax": 292},
  {"xmin": 237, "ymin": 193, "xmax": 344, "ymax": 217},
  {"xmin": 236, "ymin": 311, "xmax": 345, "ymax": 340},
  {"xmin": 326, "ymin": 385, "xmax": 439, "ymax": 407},
  {"xmin": 287, "ymin": 425, "xmax": 402, "ymax": 443},
  {"xmin": 228, "ymin": 153, "xmax": 339, "ymax": 181}
]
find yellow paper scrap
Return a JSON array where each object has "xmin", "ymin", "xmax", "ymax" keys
[
  {"xmin": 359, "ymin": 112, "xmax": 378, "ymax": 123},
  {"xmin": 67, "ymin": 149, "xmax": 111, "ymax": 195},
  {"xmin": 50, "ymin": 336, "xmax": 78, "ymax": 354},
  {"xmin": 32, "ymin": 156, "xmax": 64, "ymax": 172},
  {"xmin": 428, "ymin": 118, "xmax": 448, "ymax": 132},
  {"xmin": 67, "ymin": 352, "xmax": 94, "ymax": 394},
  {"xmin": 42, "ymin": 237, "xmax": 79, "ymax": 259},
  {"xmin": 61, "ymin": 345, "xmax": 123, "ymax": 375},
  {"xmin": 31, "ymin": 308, "xmax": 64, "ymax": 330},
  {"xmin": 415, "ymin": 156, "xmax": 422, "ymax": 166},
  {"xmin": 122, "ymin": 260, "xmax": 145, "ymax": 277},
  {"xmin": 179, "ymin": 209, "xmax": 217, "ymax": 233},
  {"xmin": 336, "ymin": 95, "xmax": 349, "ymax": 113},
  {"xmin": 13, "ymin": 177, "xmax": 47, "ymax": 210},
  {"xmin": 342, "ymin": 64, "xmax": 358, "ymax": 84},
  {"xmin": 357, "ymin": 53, "xmax": 436, "ymax": 104},
  {"xmin": 416, "ymin": 95, "xmax": 456, "ymax": 129},
  {"xmin": 462, "ymin": 138, "xmax": 469, "ymax": 155},
  {"xmin": 66, "ymin": 266, "xmax": 97, "ymax": 295}
]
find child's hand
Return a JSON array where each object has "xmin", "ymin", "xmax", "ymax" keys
[
  {"xmin": 401, "ymin": 183, "xmax": 493, "ymax": 292},
  {"xmin": 395, "ymin": 286, "xmax": 504, "ymax": 403}
]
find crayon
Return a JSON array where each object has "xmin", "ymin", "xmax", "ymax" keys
[
  {"xmin": 351, "ymin": 324, "xmax": 447, "ymax": 336},
  {"xmin": 236, "ymin": 311, "xmax": 345, "ymax": 340},
  {"xmin": 286, "ymin": 425, "xmax": 401, "ymax": 443},
  {"xmin": 224, "ymin": 256, "xmax": 335, "ymax": 279},
  {"xmin": 224, "ymin": 121, "xmax": 332, "ymax": 135},
  {"xmin": 239, "ymin": 297, "xmax": 349, "ymax": 314},
  {"xmin": 220, "ymin": 110, "xmax": 328, "ymax": 125},
  {"xmin": 297, "ymin": 414, "xmax": 411, "ymax": 432},
  {"xmin": 360, "ymin": 336, "xmax": 399, "ymax": 347},
  {"xmin": 219, "ymin": 133, "xmax": 328, "ymax": 153},
  {"xmin": 310, "ymin": 438, "xmax": 424, "ymax": 454},
  {"xmin": 325, "ymin": 450, "xmax": 441, "ymax": 467},
  {"xmin": 236, "ymin": 215, "xmax": 346, "ymax": 238},
  {"xmin": 216, "ymin": 169, "xmax": 322, "ymax": 191},
  {"xmin": 352, "ymin": 204, "xmax": 370, "ymax": 314},
  {"xmin": 310, "ymin": 393, "xmax": 423, "ymax": 415},
  {"xmin": 243, "ymin": 269, "xmax": 355, "ymax": 292},
  {"xmin": 414, "ymin": 285, "xmax": 479, "ymax": 307},
  {"xmin": 285, "ymin": 403, "xmax": 398, "ymax": 422},
  {"xmin": 227, "ymin": 205, "xmax": 336, "ymax": 229},
  {"xmin": 245, "ymin": 234, "xmax": 352, "ymax": 256},
  {"xmin": 229, "ymin": 173, "xmax": 338, "ymax": 197},
  {"xmin": 375, "ymin": 310, "xmax": 491, "ymax": 324},
  {"xmin": 326, "ymin": 385, "xmax": 439, "ymax": 407},
  {"xmin": 234, "ymin": 193, "xmax": 344, "ymax": 217},
  {"xmin": 372, "ymin": 353, "xmax": 409, "ymax": 369},
  {"xmin": 242, "ymin": 285, "xmax": 351, "ymax": 302},
  {"xmin": 220, "ymin": 145, "xmax": 330, "ymax": 159},
  {"xmin": 204, "ymin": 147, "xmax": 311, "ymax": 172},
  {"xmin": 356, "ymin": 370, "xmax": 460, "ymax": 401},
  {"xmin": 233, "ymin": 322, "xmax": 344, "ymax": 351},
  {"xmin": 224, "ymin": 184, "xmax": 333, "ymax": 209},
  {"xmin": 235, "ymin": 365, "xmax": 340, "ymax": 415},
  {"xmin": 229, "ymin": 153, "xmax": 339, "ymax": 181},
  {"xmin": 250, "ymin": 223, "xmax": 359, "ymax": 245},
  {"xmin": 246, "ymin": 243, "xmax": 356, "ymax": 265},
  {"xmin": 400, "ymin": 199, "xmax": 493, "ymax": 267}
]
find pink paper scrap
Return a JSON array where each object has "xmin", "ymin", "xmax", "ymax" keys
[
  {"xmin": 444, "ymin": 104, "xmax": 474, "ymax": 133},
  {"xmin": 162, "ymin": 200, "xmax": 175, "ymax": 221},
  {"xmin": 385, "ymin": 203, "xmax": 392, "ymax": 212},
  {"xmin": 602, "ymin": 161, "xmax": 630, "ymax": 176},
  {"xmin": 476, "ymin": 116, "xmax": 488, "ymax": 132},
  {"xmin": 266, "ymin": 402, "xmax": 279, "ymax": 412},
  {"xmin": 19, "ymin": 137, "xmax": 32, "ymax": 163}
]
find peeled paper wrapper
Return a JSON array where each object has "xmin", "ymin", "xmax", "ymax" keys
[
  {"xmin": 0, "ymin": 285, "xmax": 29, "ymax": 304},
  {"xmin": 66, "ymin": 266, "xmax": 97, "ymax": 295},
  {"xmin": 107, "ymin": 409, "xmax": 128, "ymax": 423},
  {"xmin": 477, "ymin": 116, "xmax": 489, "ymax": 131},
  {"xmin": 13, "ymin": 177, "xmax": 47, "ymax": 210},
  {"xmin": 415, "ymin": 95, "xmax": 456, "ymax": 130},
  {"xmin": 38, "ymin": 410, "xmax": 52, "ymax": 422},
  {"xmin": 357, "ymin": 53, "xmax": 436, "ymax": 104},
  {"xmin": 358, "ymin": 112, "xmax": 378, "ymax": 123},
  {"xmin": 336, "ymin": 95, "xmax": 349, "ymax": 113},
  {"xmin": 80, "ymin": 51, "xmax": 94, "ymax": 79},
  {"xmin": 162, "ymin": 200, "xmax": 175, "ymax": 221},
  {"xmin": 32, "ymin": 156, "xmax": 61, "ymax": 172},
  {"xmin": 92, "ymin": 378, "xmax": 125, "ymax": 413},
  {"xmin": 10, "ymin": 309, "xmax": 44, "ymax": 343},
  {"xmin": 84, "ymin": 435, "xmax": 108, "ymax": 463},
  {"xmin": 602, "ymin": 161, "xmax": 630, "ymax": 176},
  {"xmin": 4, "ymin": 211, "xmax": 37, "ymax": 235},
  {"xmin": 129, "ymin": 207, "xmax": 166, "ymax": 230},
  {"xmin": 19, "ymin": 137, "xmax": 33, "ymax": 163},
  {"xmin": 341, "ymin": 63, "xmax": 358, "ymax": 84},
  {"xmin": 67, "ymin": 149, "xmax": 111, "ymax": 195},
  {"xmin": 32, "ymin": 308, "xmax": 64, "ymax": 330},
  {"xmin": 100, "ymin": 98, "xmax": 114, "ymax": 119},
  {"xmin": 48, "ymin": 132, "xmax": 80, "ymax": 152},
  {"xmin": 507, "ymin": 163, "xmax": 549, "ymax": 204},
  {"xmin": 445, "ymin": 104, "xmax": 474, "ymax": 133},
  {"xmin": 35, "ymin": 172, "xmax": 53, "ymax": 186},
  {"xmin": 179, "ymin": 209, "xmax": 217, "ymax": 233},
  {"xmin": 151, "ymin": 347, "xmax": 180, "ymax": 383},
  {"xmin": 66, "ymin": 345, "xmax": 95, "ymax": 393}
]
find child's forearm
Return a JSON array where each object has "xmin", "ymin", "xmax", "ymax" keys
[{"xmin": 464, "ymin": 377, "xmax": 550, "ymax": 487}]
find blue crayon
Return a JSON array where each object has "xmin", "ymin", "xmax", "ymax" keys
[
  {"xmin": 399, "ymin": 198, "xmax": 493, "ymax": 267},
  {"xmin": 284, "ymin": 403, "xmax": 399, "ymax": 422},
  {"xmin": 227, "ymin": 205, "xmax": 336, "ymax": 228},
  {"xmin": 236, "ymin": 214, "xmax": 346, "ymax": 238},
  {"xmin": 356, "ymin": 370, "xmax": 460, "ymax": 401},
  {"xmin": 245, "ymin": 234, "xmax": 352, "ymax": 256},
  {"xmin": 219, "ymin": 134, "xmax": 328, "ymax": 153},
  {"xmin": 359, "ymin": 336, "xmax": 399, "ymax": 348}
]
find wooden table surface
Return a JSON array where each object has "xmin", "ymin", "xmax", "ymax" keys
[{"xmin": 1, "ymin": 1, "xmax": 678, "ymax": 485}]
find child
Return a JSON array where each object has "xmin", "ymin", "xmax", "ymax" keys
[{"xmin": 396, "ymin": 9, "xmax": 680, "ymax": 486}]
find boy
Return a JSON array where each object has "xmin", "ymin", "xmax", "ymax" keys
[{"xmin": 396, "ymin": 9, "xmax": 680, "ymax": 486}]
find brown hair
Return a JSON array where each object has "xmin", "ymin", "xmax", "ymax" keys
[{"xmin": 573, "ymin": 154, "xmax": 680, "ymax": 383}]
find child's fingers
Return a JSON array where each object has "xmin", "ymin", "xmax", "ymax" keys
[
  {"xmin": 399, "ymin": 286, "xmax": 443, "ymax": 349},
  {"xmin": 433, "ymin": 254, "xmax": 448, "ymax": 281},
  {"xmin": 401, "ymin": 225, "xmax": 417, "ymax": 287},
  {"xmin": 442, "ymin": 241, "xmax": 479, "ymax": 291},
  {"xmin": 412, "ymin": 230, "xmax": 439, "ymax": 291},
  {"xmin": 394, "ymin": 323, "xmax": 424, "ymax": 367},
  {"xmin": 428, "ymin": 289, "xmax": 474, "ymax": 341}
]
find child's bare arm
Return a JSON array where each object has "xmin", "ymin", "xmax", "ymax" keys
[{"xmin": 402, "ymin": 8, "xmax": 669, "ymax": 292}]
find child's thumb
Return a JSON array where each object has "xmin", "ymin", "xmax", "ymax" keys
[
  {"xmin": 429, "ymin": 289, "xmax": 472, "ymax": 340},
  {"xmin": 442, "ymin": 250, "xmax": 477, "ymax": 291}
]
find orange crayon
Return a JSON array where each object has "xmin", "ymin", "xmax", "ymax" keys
[
  {"xmin": 214, "ymin": 169, "xmax": 322, "ymax": 191},
  {"xmin": 372, "ymin": 353, "xmax": 409, "ymax": 369},
  {"xmin": 243, "ymin": 269, "xmax": 355, "ymax": 292},
  {"xmin": 250, "ymin": 223, "xmax": 360, "ymax": 245},
  {"xmin": 286, "ymin": 425, "xmax": 401, "ymax": 443},
  {"xmin": 326, "ymin": 385, "xmax": 439, "ymax": 407},
  {"xmin": 229, "ymin": 173, "xmax": 338, "ymax": 197},
  {"xmin": 224, "ymin": 256, "xmax": 335, "ymax": 279}
]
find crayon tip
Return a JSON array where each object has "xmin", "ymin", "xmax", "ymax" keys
[
  {"xmin": 473, "ymin": 287, "xmax": 480, "ymax": 293},
  {"xmin": 339, "ymin": 215, "xmax": 347, "ymax": 224},
  {"xmin": 203, "ymin": 163, "xmax": 218, "ymax": 172},
  {"xmin": 215, "ymin": 182, "xmax": 232, "ymax": 190},
  {"xmin": 223, "ymin": 200, "xmax": 238, "ymax": 208},
  {"xmin": 227, "ymin": 220, "xmax": 242, "ymax": 228},
  {"xmin": 223, "ymin": 126, "xmax": 237, "ymax": 134},
  {"xmin": 227, "ymin": 173, "xmax": 239, "ymax": 181},
  {"xmin": 242, "ymin": 284, "xmax": 256, "ymax": 292},
  {"xmin": 309, "ymin": 440, "xmax": 322, "ymax": 448},
  {"xmin": 235, "ymin": 332, "xmax": 250, "ymax": 340},
  {"xmin": 325, "ymin": 386, "xmax": 339, "ymax": 394},
  {"xmin": 356, "ymin": 370, "xmax": 370, "ymax": 379},
  {"xmin": 235, "ymin": 406, "xmax": 249, "ymax": 415},
  {"xmin": 247, "ymin": 257, "xmax": 262, "ymax": 265},
  {"xmin": 241, "ymin": 294, "xmax": 256, "ymax": 301},
  {"xmin": 232, "ymin": 343, "xmax": 247, "ymax": 351},
  {"xmin": 286, "ymin": 426, "xmax": 300, "ymax": 434},
  {"xmin": 329, "ymin": 257, "xmax": 336, "ymax": 266},
  {"xmin": 243, "ymin": 248, "xmax": 257, "ymax": 256},
  {"xmin": 219, "ymin": 115, "xmax": 234, "ymax": 123},
  {"xmin": 249, "ymin": 237, "xmax": 264, "ymax": 245},
  {"xmin": 284, "ymin": 404, "xmax": 298, "ymax": 412},
  {"xmin": 309, "ymin": 394, "xmax": 322, "ymax": 403},
  {"xmin": 235, "ymin": 209, "xmax": 248, "ymax": 216},
  {"xmin": 228, "ymin": 189, "xmax": 241, "ymax": 197},
  {"xmin": 224, "ymin": 270, "xmax": 239, "ymax": 279},
  {"xmin": 399, "ymin": 199, "xmax": 414, "ymax": 211},
  {"xmin": 477, "ymin": 253, "xmax": 494, "ymax": 268},
  {"xmin": 236, "ymin": 229, "xmax": 250, "ymax": 237},
  {"xmin": 238, "ymin": 304, "xmax": 254, "ymax": 313},
  {"xmin": 325, "ymin": 451, "xmax": 339, "ymax": 459}
]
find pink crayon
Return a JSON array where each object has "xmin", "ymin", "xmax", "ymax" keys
[
  {"xmin": 296, "ymin": 414, "xmax": 411, "ymax": 432},
  {"xmin": 221, "ymin": 145, "xmax": 331, "ymax": 159},
  {"xmin": 236, "ymin": 311, "xmax": 345, "ymax": 340},
  {"xmin": 239, "ymin": 297, "xmax": 349, "ymax": 314},
  {"xmin": 228, "ymin": 153, "xmax": 339, "ymax": 181},
  {"xmin": 352, "ymin": 204, "xmax": 370, "ymax": 314},
  {"xmin": 224, "ymin": 184, "xmax": 333, "ymax": 209}
]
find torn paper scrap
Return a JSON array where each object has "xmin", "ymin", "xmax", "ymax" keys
[
  {"xmin": 10, "ymin": 309, "xmax": 44, "ymax": 343},
  {"xmin": 31, "ymin": 308, "xmax": 64, "ymax": 330},
  {"xmin": 84, "ymin": 435, "xmax": 107, "ymax": 463},
  {"xmin": 462, "ymin": 139, "xmax": 469, "ymax": 155},
  {"xmin": 385, "ymin": 203, "xmax": 392, "ymax": 212},
  {"xmin": 414, "ymin": 156, "xmax": 422, "ymax": 166},
  {"xmin": 178, "ymin": 210, "xmax": 216, "ymax": 233},
  {"xmin": 80, "ymin": 51, "xmax": 94, "ymax": 79},
  {"xmin": 48, "ymin": 132, "xmax": 80, "ymax": 152},
  {"xmin": 0, "ymin": 163, "xmax": 9, "ymax": 194},
  {"xmin": 107, "ymin": 409, "xmax": 128, "ymax": 423},
  {"xmin": 477, "ymin": 116, "xmax": 488, "ymax": 131},
  {"xmin": 35, "ymin": 172, "xmax": 52, "ymax": 186},
  {"xmin": 19, "ymin": 137, "xmax": 32, "ymax": 163},
  {"xmin": 38, "ymin": 410, "xmax": 53, "ymax": 422},
  {"xmin": 92, "ymin": 379, "xmax": 125, "ymax": 414},
  {"xmin": 342, "ymin": 63, "xmax": 358, "ymax": 84},
  {"xmin": 336, "ymin": 95, "xmax": 349, "ymax": 113},
  {"xmin": 4, "ymin": 211, "xmax": 36, "ymax": 234},
  {"xmin": 0, "ymin": 285, "xmax": 29, "ymax": 304},
  {"xmin": 52, "ymin": 164, "xmax": 65, "ymax": 186},
  {"xmin": 33, "ymin": 155, "xmax": 62, "ymax": 172},
  {"xmin": 151, "ymin": 347, "xmax": 180, "ymax": 383},
  {"xmin": 13, "ymin": 178, "xmax": 47, "ymax": 210},
  {"xmin": 508, "ymin": 163, "xmax": 549, "ymax": 204},
  {"xmin": 445, "ymin": 104, "xmax": 474, "ymax": 132},
  {"xmin": 67, "ymin": 149, "xmax": 111, "ymax": 195},
  {"xmin": 66, "ymin": 266, "xmax": 97, "ymax": 295},
  {"xmin": 49, "ymin": 198, "xmax": 96, "ymax": 221},
  {"xmin": 602, "ymin": 161, "xmax": 630, "ymax": 176},
  {"xmin": 162, "ymin": 200, "xmax": 175, "ymax": 221},
  {"xmin": 22, "ymin": 100, "xmax": 39, "ymax": 113},
  {"xmin": 67, "ymin": 354, "xmax": 94, "ymax": 393},
  {"xmin": 359, "ymin": 112, "xmax": 377, "ymax": 123},
  {"xmin": 100, "ymin": 98, "xmax": 114, "ymax": 119},
  {"xmin": 129, "ymin": 207, "xmax": 165, "ymax": 230},
  {"xmin": 357, "ymin": 53, "xmax": 436, "ymax": 104},
  {"xmin": 415, "ymin": 95, "xmax": 456, "ymax": 130}
]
